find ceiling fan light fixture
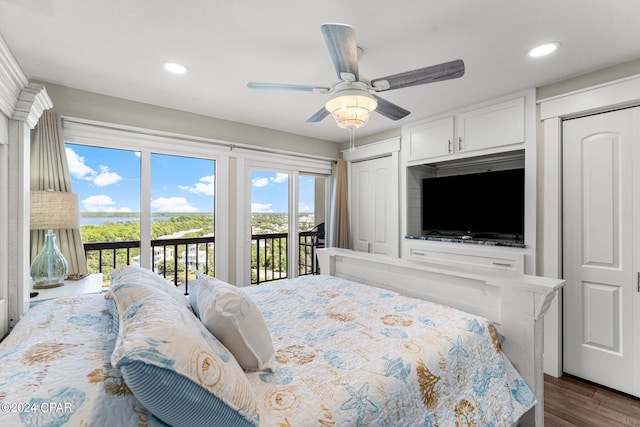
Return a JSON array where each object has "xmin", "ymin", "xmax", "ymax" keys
[{"xmin": 325, "ymin": 89, "xmax": 377, "ymax": 129}]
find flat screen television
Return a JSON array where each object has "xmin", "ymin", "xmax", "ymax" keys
[{"xmin": 421, "ymin": 168, "xmax": 524, "ymax": 241}]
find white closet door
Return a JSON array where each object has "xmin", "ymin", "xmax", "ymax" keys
[
  {"xmin": 351, "ymin": 156, "xmax": 398, "ymax": 256},
  {"xmin": 563, "ymin": 107, "xmax": 640, "ymax": 396}
]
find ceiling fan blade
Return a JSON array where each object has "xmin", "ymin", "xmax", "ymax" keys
[
  {"xmin": 306, "ymin": 106, "xmax": 330, "ymax": 123},
  {"xmin": 371, "ymin": 59, "xmax": 465, "ymax": 91},
  {"xmin": 321, "ymin": 23, "xmax": 359, "ymax": 81},
  {"xmin": 373, "ymin": 95, "xmax": 410, "ymax": 121},
  {"xmin": 247, "ymin": 82, "xmax": 330, "ymax": 93}
]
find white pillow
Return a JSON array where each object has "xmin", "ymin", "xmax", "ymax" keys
[{"xmin": 193, "ymin": 275, "xmax": 275, "ymax": 372}]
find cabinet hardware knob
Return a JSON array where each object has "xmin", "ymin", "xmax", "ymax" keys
[
  {"xmin": 458, "ymin": 137, "xmax": 462, "ymax": 151},
  {"xmin": 448, "ymin": 139, "xmax": 452, "ymax": 153}
]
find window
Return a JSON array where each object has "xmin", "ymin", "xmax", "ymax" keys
[
  {"xmin": 64, "ymin": 127, "xmax": 220, "ymax": 287},
  {"xmin": 64, "ymin": 119, "xmax": 332, "ymax": 288}
]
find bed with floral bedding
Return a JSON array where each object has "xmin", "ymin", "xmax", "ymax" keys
[{"xmin": 0, "ymin": 265, "xmax": 535, "ymax": 427}]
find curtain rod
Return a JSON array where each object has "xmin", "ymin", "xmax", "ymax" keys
[{"xmin": 61, "ymin": 117, "xmax": 336, "ymax": 163}]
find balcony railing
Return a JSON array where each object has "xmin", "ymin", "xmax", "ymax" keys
[{"xmin": 84, "ymin": 231, "xmax": 319, "ymax": 290}]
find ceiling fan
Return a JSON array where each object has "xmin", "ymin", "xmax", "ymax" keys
[{"xmin": 247, "ymin": 23, "xmax": 465, "ymax": 129}]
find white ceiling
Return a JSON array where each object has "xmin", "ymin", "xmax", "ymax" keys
[{"xmin": 1, "ymin": 1, "xmax": 640, "ymax": 143}]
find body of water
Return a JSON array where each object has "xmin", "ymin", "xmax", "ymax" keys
[{"xmin": 80, "ymin": 216, "xmax": 140, "ymax": 227}]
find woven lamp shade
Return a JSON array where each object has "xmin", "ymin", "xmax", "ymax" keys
[{"xmin": 30, "ymin": 191, "xmax": 79, "ymax": 230}]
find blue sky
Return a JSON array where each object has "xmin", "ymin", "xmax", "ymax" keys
[{"xmin": 65, "ymin": 144, "xmax": 314, "ymax": 214}]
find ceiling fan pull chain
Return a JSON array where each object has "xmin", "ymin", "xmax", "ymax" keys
[{"xmin": 349, "ymin": 127, "xmax": 356, "ymax": 152}]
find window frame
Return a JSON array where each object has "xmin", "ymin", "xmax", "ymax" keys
[{"xmin": 63, "ymin": 119, "xmax": 230, "ymax": 280}]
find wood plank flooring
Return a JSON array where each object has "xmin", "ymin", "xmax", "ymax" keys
[{"xmin": 544, "ymin": 374, "xmax": 640, "ymax": 426}]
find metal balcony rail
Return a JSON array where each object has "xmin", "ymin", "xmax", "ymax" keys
[
  {"xmin": 83, "ymin": 231, "xmax": 319, "ymax": 289},
  {"xmin": 83, "ymin": 236, "xmax": 216, "ymax": 290}
]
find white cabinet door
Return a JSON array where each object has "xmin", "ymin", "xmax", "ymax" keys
[
  {"xmin": 404, "ymin": 116, "xmax": 454, "ymax": 162},
  {"xmin": 351, "ymin": 156, "xmax": 398, "ymax": 257},
  {"xmin": 457, "ymin": 97, "xmax": 524, "ymax": 153},
  {"xmin": 563, "ymin": 107, "xmax": 640, "ymax": 396}
]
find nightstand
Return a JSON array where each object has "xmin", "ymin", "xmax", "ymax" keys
[{"xmin": 30, "ymin": 273, "xmax": 104, "ymax": 304}]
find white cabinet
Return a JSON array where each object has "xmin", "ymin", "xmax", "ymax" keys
[
  {"xmin": 403, "ymin": 97, "xmax": 525, "ymax": 163},
  {"xmin": 404, "ymin": 116, "xmax": 454, "ymax": 161},
  {"xmin": 457, "ymin": 97, "xmax": 525, "ymax": 153},
  {"xmin": 404, "ymin": 240, "xmax": 525, "ymax": 274}
]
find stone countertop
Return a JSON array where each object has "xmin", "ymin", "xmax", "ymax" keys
[{"xmin": 405, "ymin": 234, "xmax": 525, "ymax": 248}]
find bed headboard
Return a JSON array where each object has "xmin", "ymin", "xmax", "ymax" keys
[{"xmin": 317, "ymin": 247, "xmax": 564, "ymax": 427}]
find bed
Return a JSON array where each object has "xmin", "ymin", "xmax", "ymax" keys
[{"xmin": 0, "ymin": 249, "xmax": 562, "ymax": 426}]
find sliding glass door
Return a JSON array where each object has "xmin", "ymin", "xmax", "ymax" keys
[
  {"xmin": 248, "ymin": 168, "xmax": 327, "ymax": 284},
  {"xmin": 250, "ymin": 170, "xmax": 289, "ymax": 284}
]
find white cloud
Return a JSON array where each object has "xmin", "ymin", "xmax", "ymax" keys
[
  {"xmin": 252, "ymin": 202, "xmax": 273, "ymax": 213},
  {"xmin": 252, "ymin": 177, "xmax": 269, "ymax": 188},
  {"xmin": 299, "ymin": 204, "xmax": 312, "ymax": 213},
  {"xmin": 66, "ymin": 148, "xmax": 123, "ymax": 187},
  {"xmin": 179, "ymin": 175, "xmax": 215, "ymax": 196},
  {"xmin": 66, "ymin": 147, "xmax": 95, "ymax": 180},
  {"xmin": 152, "ymin": 197, "xmax": 197, "ymax": 212},
  {"xmin": 82, "ymin": 195, "xmax": 132, "ymax": 212},
  {"xmin": 270, "ymin": 173, "xmax": 288, "ymax": 184},
  {"xmin": 93, "ymin": 166, "xmax": 123, "ymax": 187}
]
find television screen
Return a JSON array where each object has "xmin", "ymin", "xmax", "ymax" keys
[{"xmin": 421, "ymin": 169, "xmax": 524, "ymax": 240}]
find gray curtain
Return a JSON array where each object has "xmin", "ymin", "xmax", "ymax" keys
[
  {"xmin": 30, "ymin": 111, "xmax": 88, "ymax": 275},
  {"xmin": 328, "ymin": 159, "xmax": 351, "ymax": 249}
]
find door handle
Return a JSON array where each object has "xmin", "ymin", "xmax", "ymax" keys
[{"xmin": 637, "ymin": 272, "xmax": 640, "ymax": 292}]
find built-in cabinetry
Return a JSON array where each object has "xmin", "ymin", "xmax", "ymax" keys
[
  {"xmin": 405, "ymin": 239, "xmax": 524, "ymax": 274},
  {"xmin": 400, "ymin": 89, "xmax": 536, "ymax": 275},
  {"xmin": 404, "ymin": 97, "xmax": 525, "ymax": 163}
]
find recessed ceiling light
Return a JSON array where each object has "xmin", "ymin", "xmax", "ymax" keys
[
  {"xmin": 164, "ymin": 62, "xmax": 188, "ymax": 74},
  {"xmin": 528, "ymin": 42, "xmax": 560, "ymax": 58}
]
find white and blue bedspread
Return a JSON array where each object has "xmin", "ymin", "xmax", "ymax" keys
[
  {"xmin": 0, "ymin": 274, "xmax": 534, "ymax": 426},
  {"xmin": 243, "ymin": 275, "xmax": 535, "ymax": 426},
  {"xmin": 0, "ymin": 294, "xmax": 169, "ymax": 427}
]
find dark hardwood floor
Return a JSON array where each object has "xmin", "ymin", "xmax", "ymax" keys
[{"xmin": 545, "ymin": 374, "xmax": 640, "ymax": 426}]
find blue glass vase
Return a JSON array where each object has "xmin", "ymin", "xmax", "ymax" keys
[{"xmin": 31, "ymin": 232, "xmax": 68, "ymax": 288}]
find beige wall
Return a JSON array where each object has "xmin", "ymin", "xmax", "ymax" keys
[
  {"xmin": 44, "ymin": 83, "xmax": 339, "ymax": 159},
  {"xmin": 537, "ymin": 58, "xmax": 640, "ymax": 100}
]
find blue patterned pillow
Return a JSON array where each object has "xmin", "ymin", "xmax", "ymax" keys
[
  {"xmin": 110, "ymin": 265, "xmax": 191, "ymax": 311},
  {"xmin": 110, "ymin": 282, "xmax": 259, "ymax": 427}
]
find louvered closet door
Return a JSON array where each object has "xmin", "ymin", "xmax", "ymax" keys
[{"xmin": 562, "ymin": 107, "xmax": 640, "ymax": 396}]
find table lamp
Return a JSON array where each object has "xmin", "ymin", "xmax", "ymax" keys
[{"xmin": 30, "ymin": 190, "xmax": 79, "ymax": 289}]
